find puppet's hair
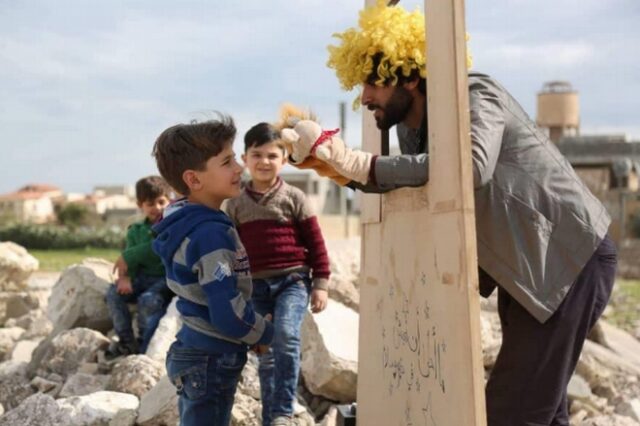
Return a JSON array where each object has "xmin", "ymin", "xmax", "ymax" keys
[{"xmin": 274, "ymin": 103, "xmax": 318, "ymax": 130}]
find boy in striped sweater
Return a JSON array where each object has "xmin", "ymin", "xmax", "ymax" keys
[
  {"xmin": 151, "ymin": 116, "xmax": 273, "ymax": 426},
  {"xmin": 224, "ymin": 123, "xmax": 330, "ymax": 426}
]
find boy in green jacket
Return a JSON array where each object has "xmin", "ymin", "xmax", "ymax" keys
[{"xmin": 105, "ymin": 175, "xmax": 173, "ymax": 358}]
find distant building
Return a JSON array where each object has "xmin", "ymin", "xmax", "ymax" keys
[
  {"xmin": 0, "ymin": 184, "xmax": 62, "ymax": 223},
  {"xmin": 279, "ymin": 169, "xmax": 350, "ymax": 215},
  {"xmin": 536, "ymin": 80, "xmax": 640, "ymax": 240},
  {"xmin": 93, "ymin": 185, "xmax": 136, "ymax": 198}
]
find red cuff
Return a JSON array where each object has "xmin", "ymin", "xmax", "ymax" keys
[{"xmin": 369, "ymin": 155, "xmax": 378, "ymax": 185}]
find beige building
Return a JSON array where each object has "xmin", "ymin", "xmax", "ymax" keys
[{"xmin": 0, "ymin": 184, "xmax": 62, "ymax": 223}]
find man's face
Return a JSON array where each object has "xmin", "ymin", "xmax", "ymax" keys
[{"xmin": 361, "ymin": 83, "xmax": 413, "ymax": 130}]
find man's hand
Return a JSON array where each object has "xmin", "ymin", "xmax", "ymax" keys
[
  {"xmin": 282, "ymin": 120, "xmax": 373, "ymax": 185},
  {"xmin": 116, "ymin": 276, "xmax": 133, "ymax": 295},
  {"xmin": 310, "ymin": 288, "xmax": 328, "ymax": 313},
  {"xmin": 252, "ymin": 313, "xmax": 272, "ymax": 355},
  {"xmin": 292, "ymin": 156, "xmax": 352, "ymax": 186},
  {"xmin": 113, "ymin": 255, "xmax": 128, "ymax": 278}
]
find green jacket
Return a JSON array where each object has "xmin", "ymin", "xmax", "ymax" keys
[{"xmin": 122, "ymin": 218, "xmax": 165, "ymax": 278}]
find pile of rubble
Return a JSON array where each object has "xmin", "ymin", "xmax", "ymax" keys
[{"xmin": 0, "ymin": 239, "xmax": 638, "ymax": 425}]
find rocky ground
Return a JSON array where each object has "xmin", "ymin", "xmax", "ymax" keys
[{"xmin": 0, "ymin": 239, "xmax": 639, "ymax": 425}]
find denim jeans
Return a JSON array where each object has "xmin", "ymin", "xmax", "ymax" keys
[
  {"xmin": 105, "ymin": 273, "xmax": 172, "ymax": 352},
  {"xmin": 166, "ymin": 341, "xmax": 247, "ymax": 426},
  {"xmin": 252, "ymin": 271, "xmax": 311, "ymax": 426}
]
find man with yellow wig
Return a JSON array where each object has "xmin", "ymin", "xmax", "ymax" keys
[{"xmin": 283, "ymin": 2, "xmax": 616, "ymax": 425}]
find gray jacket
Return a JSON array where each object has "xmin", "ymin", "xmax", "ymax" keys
[{"xmin": 352, "ymin": 72, "xmax": 611, "ymax": 323}]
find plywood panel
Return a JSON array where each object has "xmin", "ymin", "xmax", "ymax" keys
[
  {"xmin": 356, "ymin": 0, "xmax": 486, "ymax": 424},
  {"xmin": 360, "ymin": 103, "xmax": 383, "ymax": 225}
]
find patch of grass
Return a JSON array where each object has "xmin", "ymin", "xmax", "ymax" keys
[
  {"xmin": 607, "ymin": 279, "xmax": 640, "ymax": 333},
  {"xmin": 30, "ymin": 248, "xmax": 121, "ymax": 272}
]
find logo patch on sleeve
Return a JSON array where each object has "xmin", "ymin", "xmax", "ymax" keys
[{"xmin": 213, "ymin": 261, "xmax": 232, "ymax": 281}]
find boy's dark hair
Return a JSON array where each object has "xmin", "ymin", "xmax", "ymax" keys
[
  {"xmin": 366, "ymin": 53, "xmax": 426, "ymax": 95},
  {"xmin": 152, "ymin": 115, "xmax": 236, "ymax": 195},
  {"xmin": 135, "ymin": 175, "xmax": 172, "ymax": 203},
  {"xmin": 244, "ymin": 122, "xmax": 284, "ymax": 153}
]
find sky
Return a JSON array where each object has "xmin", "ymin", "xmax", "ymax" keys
[{"xmin": 1, "ymin": 0, "xmax": 639, "ymax": 194}]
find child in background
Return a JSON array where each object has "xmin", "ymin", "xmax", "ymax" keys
[
  {"xmin": 151, "ymin": 116, "xmax": 273, "ymax": 426},
  {"xmin": 105, "ymin": 175, "xmax": 173, "ymax": 358},
  {"xmin": 224, "ymin": 122, "xmax": 330, "ymax": 426}
]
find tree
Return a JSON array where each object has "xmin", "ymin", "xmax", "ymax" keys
[{"xmin": 56, "ymin": 203, "xmax": 90, "ymax": 228}]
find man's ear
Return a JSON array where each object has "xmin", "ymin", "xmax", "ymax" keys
[
  {"xmin": 403, "ymin": 78, "xmax": 420, "ymax": 92},
  {"xmin": 182, "ymin": 170, "xmax": 201, "ymax": 191},
  {"xmin": 241, "ymin": 153, "xmax": 247, "ymax": 165}
]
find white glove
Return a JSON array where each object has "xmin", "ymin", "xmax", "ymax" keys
[{"xmin": 281, "ymin": 120, "xmax": 373, "ymax": 185}]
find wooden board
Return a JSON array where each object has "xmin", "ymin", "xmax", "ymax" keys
[{"xmin": 356, "ymin": 0, "xmax": 486, "ymax": 424}]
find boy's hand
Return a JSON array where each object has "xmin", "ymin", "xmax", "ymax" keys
[
  {"xmin": 310, "ymin": 288, "xmax": 328, "ymax": 313},
  {"xmin": 116, "ymin": 276, "xmax": 133, "ymax": 295},
  {"xmin": 113, "ymin": 255, "xmax": 128, "ymax": 278},
  {"xmin": 251, "ymin": 313, "xmax": 272, "ymax": 355}
]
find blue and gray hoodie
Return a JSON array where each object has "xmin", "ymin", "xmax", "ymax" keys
[{"xmin": 152, "ymin": 201, "xmax": 273, "ymax": 353}]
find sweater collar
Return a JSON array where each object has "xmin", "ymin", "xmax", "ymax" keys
[{"xmin": 245, "ymin": 177, "xmax": 283, "ymax": 204}]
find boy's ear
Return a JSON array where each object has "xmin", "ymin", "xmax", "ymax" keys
[
  {"xmin": 182, "ymin": 170, "xmax": 201, "ymax": 191},
  {"xmin": 241, "ymin": 153, "xmax": 247, "ymax": 165},
  {"xmin": 136, "ymin": 201, "xmax": 143, "ymax": 209}
]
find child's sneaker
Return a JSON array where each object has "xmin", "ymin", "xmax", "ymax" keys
[{"xmin": 104, "ymin": 340, "xmax": 139, "ymax": 360}]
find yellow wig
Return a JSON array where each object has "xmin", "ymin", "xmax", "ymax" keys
[{"xmin": 327, "ymin": 0, "xmax": 472, "ymax": 105}]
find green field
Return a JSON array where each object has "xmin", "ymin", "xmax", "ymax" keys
[
  {"xmin": 608, "ymin": 279, "xmax": 640, "ymax": 333},
  {"xmin": 30, "ymin": 248, "xmax": 121, "ymax": 271}
]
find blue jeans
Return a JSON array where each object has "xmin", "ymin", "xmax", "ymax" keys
[
  {"xmin": 166, "ymin": 341, "xmax": 247, "ymax": 426},
  {"xmin": 252, "ymin": 271, "xmax": 311, "ymax": 426},
  {"xmin": 105, "ymin": 273, "xmax": 172, "ymax": 352}
]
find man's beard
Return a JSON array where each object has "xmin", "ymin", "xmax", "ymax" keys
[{"xmin": 369, "ymin": 86, "xmax": 413, "ymax": 131}]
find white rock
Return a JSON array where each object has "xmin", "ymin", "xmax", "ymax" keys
[
  {"xmin": 47, "ymin": 258, "xmax": 114, "ymax": 333},
  {"xmin": 326, "ymin": 239, "xmax": 361, "ymax": 311},
  {"xmin": 30, "ymin": 327, "xmax": 110, "ymax": 378},
  {"xmin": 0, "ymin": 326, "xmax": 24, "ymax": 360},
  {"xmin": 568, "ymin": 374, "xmax": 594, "ymax": 402},
  {"xmin": 319, "ymin": 405, "xmax": 338, "ymax": 426},
  {"xmin": 0, "ymin": 242, "xmax": 39, "ymax": 292},
  {"xmin": 145, "ymin": 297, "xmax": 180, "ymax": 363},
  {"xmin": 136, "ymin": 375, "xmax": 179, "ymax": 426},
  {"xmin": 237, "ymin": 352, "xmax": 261, "ymax": 400},
  {"xmin": 577, "ymin": 414, "xmax": 640, "ymax": 426},
  {"xmin": 598, "ymin": 321, "xmax": 640, "ymax": 371},
  {"xmin": 0, "ymin": 393, "xmax": 72, "ymax": 426},
  {"xmin": 616, "ymin": 399, "xmax": 640, "ymax": 422},
  {"xmin": 480, "ymin": 310, "xmax": 502, "ymax": 368},
  {"xmin": 108, "ymin": 354, "xmax": 164, "ymax": 398},
  {"xmin": 0, "ymin": 361, "xmax": 35, "ymax": 411},
  {"xmin": 59, "ymin": 372, "xmax": 110, "ymax": 398},
  {"xmin": 231, "ymin": 391, "xmax": 261, "ymax": 425},
  {"xmin": 57, "ymin": 391, "xmax": 139, "ymax": 425},
  {"xmin": 0, "ymin": 291, "xmax": 39, "ymax": 326},
  {"xmin": 301, "ymin": 301, "xmax": 358, "ymax": 402},
  {"xmin": 10, "ymin": 339, "xmax": 41, "ymax": 363}
]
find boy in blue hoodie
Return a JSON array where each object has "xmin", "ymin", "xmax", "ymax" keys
[{"xmin": 151, "ymin": 115, "xmax": 274, "ymax": 426}]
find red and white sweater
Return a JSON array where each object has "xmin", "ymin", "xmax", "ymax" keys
[{"xmin": 224, "ymin": 178, "xmax": 330, "ymax": 290}]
